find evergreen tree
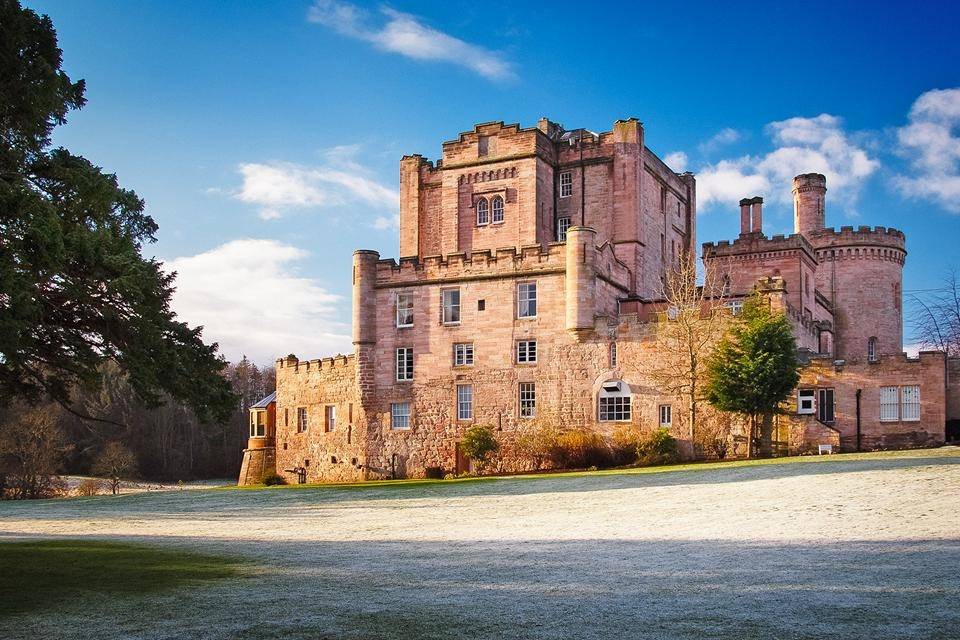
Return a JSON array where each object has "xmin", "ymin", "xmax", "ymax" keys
[
  {"xmin": 703, "ymin": 295, "xmax": 801, "ymax": 457},
  {"xmin": 0, "ymin": 1, "xmax": 235, "ymax": 424}
]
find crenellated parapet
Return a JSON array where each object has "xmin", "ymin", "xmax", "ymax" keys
[
  {"xmin": 808, "ymin": 226, "xmax": 907, "ymax": 264},
  {"xmin": 276, "ymin": 353, "xmax": 355, "ymax": 375},
  {"xmin": 702, "ymin": 232, "xmax": 817, "ymax": 263}
]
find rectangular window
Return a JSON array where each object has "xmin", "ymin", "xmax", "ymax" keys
[
  {"xmin": 396, "ymin": 347, "xmax": 413, "ymax": 381},
  {"xmin": 284, "ymin": 407, "xmax": 289, "ymax": 427},
  {"xmin": 324, "ymin": 405, "xmax": 336, "ymax": 432},
  {"xmin": 559, "ymin": 171, "xmax": 572, "ymax": 198},
  {"xmin": 557, "ymin": 216, "xmax": 571, "ymax": 242},
  {"xmin": 599, "ymin": 395, "xmax": 631, "ymax": 422},
  {"xmin": 798, "ymin": 389, "xmax": 815, "ymax": 414},
  {"xmin": 396, "ymin": 293, "xmax": 413, "ymax": 328},
  {"xmin": 391, "ymin": 402, "xmax": 411, "ymax": 430},
  {"xmin": 726, "ymin": 300, "xmax": 744, "ymax": 316},
  {"xmin": 297, "ymin": 407, "xmax": 308, "ymax": 432},
  {"xmin": 880, "ymin": 386, "xmax": 899, "ymax": 422},
  {"xmin": 659, "ymin": 404, "xmax": 672, "ymax": 427},
  {"xmin": 817, "ymin": 388, "xmax": 835, "ymax": 423},
  {"xmin": 519, "ymin": 382, "xmax": 536, "ymax": 418},
  {"xmin": 517, "ymin": 340, "xmax": 537, "ymax": 364},
  {"xmin": 517, "ymin": 282, "xmax": 537, "ymax": 318},
  {"xmin": 442, "ymin": 288, "xmax": 461, "ymax": 324},
  {"xmin": 901, "ymin": 385, "xmax": 920, "ymax": 421},
  {"xmin": 453, "ymin": 342, "xmax": 474, "ymax": 366},
  {"xmin": 457, "ymin": 384, "xmax": 473, "ymax": 421}
]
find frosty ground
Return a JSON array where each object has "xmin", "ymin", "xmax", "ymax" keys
[{"xmin": 2, "ymin": 449, "xmax": 959, "ymax": 640}]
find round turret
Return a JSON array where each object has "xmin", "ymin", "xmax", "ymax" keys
[
  {"xmin": 793, "ymin": 173, "xmax": 827, "ymax": 236},
  {"xmin": 352, "ymin": 249, "xmax": 379, "ymax": 346}
]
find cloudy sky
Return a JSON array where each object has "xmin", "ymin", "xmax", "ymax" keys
[{"xmin": 29, "ymin": 0, "xmax": 960, "ymax": 364}]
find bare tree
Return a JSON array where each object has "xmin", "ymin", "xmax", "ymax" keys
[
  {"xmin": 645, "ymin": 252, "xmax": 729, "ymax": 455},
  {"xmin": 911, "ymin": 269, "xmax": 960, "ymax": 357},
  {"xmin": 92, "ymin": 441, "xmax": 139, "ymax": 495},
  {"xmin": 0, "ymin": 404, "xmax": 69, "ymax": 499}
]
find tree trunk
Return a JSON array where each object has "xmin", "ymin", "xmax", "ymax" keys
[{"xmin": 758, "ymin": 412, "xmax": 774, "ymax": 458}]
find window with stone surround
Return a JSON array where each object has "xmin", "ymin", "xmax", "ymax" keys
[
  {"xmin": 517, "ymin": 282, "xmax": 537, "ymax": 318},
  {"xmin": 880, "ymin": 386, "xmax": 898, "ymax": 422},
  {"xmin": 325, "ymin": 405, "xmax": 336, "ymax": 432},
  {"xmin": 396, "ymin": 293, "xmax": 414, "ymax": 328},
  {"xmin": 297, "ymin": 407, "xmax": 308, "ymax": 432},
  {"xmin": 557, "ymin": 216, "xmax": 571, "ymax": 242},
  {"xmin": 491, "ymin": 195, "xmax": 504, "ymax": 223},
  {"xmin": 559, "ymin": 171, "xmax": 572, "ymax": 198},
  {"xmin": 867, "ymin": 337, "xmax": 878, "ymax": 363},
  {"xmin": 442, "ymin": 288, "xmax": 461, "ymax": 324},
  {"xmin": 391, "ymin": 402, "xmax": 411, "ymax": 430},
  {"xmin": 817, "ymin": 388, "xmax": 835, "ymax": 424},
  {"xmin": 457, "ymin": 384, "xmax": 473, "ymax": 421},
  {"xmin": 396, "ymin": 347, "xmax": 413, "ymax": 381},
  {"xmin": 517, "ymin": 340, "xmax": 537, "ymax": 364},
  {"xmin": 519, "ymin": 382, "xmax": 536, "ymax": 418},
  {"xmin": 598, "ymin": 380, "xmax": 631, "ymax": 422},
  {"xmin": 798, "ymin": 389, "xmax": 815, "ymax": 414},
  {"xmin": 453, "ymin": 342, "xmax": 474, "ymax": 366},
  {"xmin": 476, "ymin": 197, "xmax": 489, "ymax": 225},
  {"xmin": 901, "ymin": 385, "xmax": 920, "ymax": 421},
  {"xmin": 659, "ymin": 404, "xmax": 672, "ymax": 428},
  {"xmin": 609, "ymin": 342, "xmax": 617, "ymax": 367}
]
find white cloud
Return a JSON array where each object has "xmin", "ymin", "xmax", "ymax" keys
[
  {"xmin": 165, "ymin": 239, "xmax": 351, "ymax": 364},
  {"xmin": 234, "ymin": 149, "xmax": 398, "ymax": 221},
  {"xmin": 698, "ymin": 127, "xmax": 741, "ymax": 154},
  {"xmin": 372, "ymin": 214, "xmax": 399, "ymax": 230},
  {"xmin": 894, "ymin": 87, "xmax": 960, "ymax": 213},
  {"xmin": 662, "ymin": 151, "xmax": 688, "ymax": 172},
  {"xmin": 696, "ymin": 114, "xmax": 878, "ymax": 212},
  {"xmin": 308, "ymin": 1, "xmax": 515, "ymax": 81}
]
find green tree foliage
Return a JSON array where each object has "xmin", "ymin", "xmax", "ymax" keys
[
  {"xmin": 704, "ymin": 295, "xmax": 801, "ymax": 457},
  {"xmin": 0, "ymin": 0, "xmax": 234, "ymax": 423},
  {"xmin": 635, "ymin": 428, "xmax": 680, "ymax": 466},
  {"xmin": 459, "ymin": 425, "xmax": 499, "ymax": 474}
]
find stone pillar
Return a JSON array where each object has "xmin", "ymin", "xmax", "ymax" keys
[
  {"xmin": 565, "ymin": 226, "xmax": 597, "ymax": 337},
  {"xmin": 750, "ymin": 197, "xmax": 764, "ymax": 235},
  {"xmin": 739, "ymin": 198, "xmax": 752, "ymax": 235},
  {"xmin": 793, "ymin": 173, "xmax": 827, "ymax": 236}
]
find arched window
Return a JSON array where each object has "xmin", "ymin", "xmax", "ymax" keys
[
  {"xmin": 491, "ymin": 195, "xmax": 504, "ymax": 223},
  {"xmin": 867, "ymin": 337, "xmax": 878, "ymax": 362},
  {"xmin": 722, "ymin": 274, "xmax": 731, "ymax": 296},
  {"xmin": 476, "ymin": 198, "xmax": 489, "ymax": 225},
  {"xmin": 598, "ymin": 380, "xmax": 631, "ymax": 422}
]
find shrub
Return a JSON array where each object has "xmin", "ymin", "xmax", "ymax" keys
[
  {"xmin": 75, "ymin": 478, "xmax": 105, "ymax": 496},
  {"xmin": 636, "ymin": 428, "xmax": 680, "ymax": 466},
  {"xmin": 554, "ymin": 429, "xmax": 612, "ymax": 469},
  {"xmin": 610, "ymin": 425, "xmax": 643, "ymax": 466},
  {"xmin": 261, "ymin": 472, "xmax": 286, "ymax": 486},
  {"xmin": 424, "ymin": 466, "xmax": 444, "ymax": 479},
  {"xmin": 515, "ymin": 420, "xmax": 562, "ymax": 470},
  {"xmin": 460, "ymin": 425, "xmax": 499, "ymax": 474}
]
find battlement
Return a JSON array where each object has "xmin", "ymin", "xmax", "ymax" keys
[
  {"xmin": 276, "ymin": 353, "xmax": 356, "ymax": 375},
  {"xmin": 702, "ymin": 232, "xmax": 817, "ymax": 262},
  {"xmin": 809, "ymin": 226, "xmax": 906, "ymax": 261}
]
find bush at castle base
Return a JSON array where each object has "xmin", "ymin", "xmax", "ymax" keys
[{"xmin": 637, "ymin": 428, "xmax": 680, "ymax": 466}]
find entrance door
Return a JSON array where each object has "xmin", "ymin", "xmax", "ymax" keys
[{"xmin": 817, "ymin": 388, "xmax": 835, "ymax": 424}]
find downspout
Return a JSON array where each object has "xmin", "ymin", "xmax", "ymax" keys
[{"xmin": 855, "ymin": 389, "xmax": 862, "ymax": 452}]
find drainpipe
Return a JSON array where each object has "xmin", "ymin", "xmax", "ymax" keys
[{"xmin": 855, "ymin": 389, "xmax": 862, "ymax": 452}]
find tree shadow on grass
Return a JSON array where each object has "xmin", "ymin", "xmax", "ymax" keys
[{"xmin": 0, "ymin": 539, "xmax": 245, "ymax": 619}]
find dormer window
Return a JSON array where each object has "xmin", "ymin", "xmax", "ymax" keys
[
  {"xmin": 476, "ymin": 198, "xmax": 489, "ymax": 225},
  {"xmin": 491, "ymin": 195, "xmax": 504, "ymax": 223}
]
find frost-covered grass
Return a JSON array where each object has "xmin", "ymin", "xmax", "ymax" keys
[{"xmin": 2, "ymin": 447, "xmax": 959, "ymax": 639}]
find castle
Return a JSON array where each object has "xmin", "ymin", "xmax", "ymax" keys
[{"xmin": 238, "ymin": 118, "xmax": 957, "ymax": 485}]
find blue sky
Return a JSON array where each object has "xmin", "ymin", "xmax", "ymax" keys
[{"xmin": 26, "ymin": 0, "xmax": 960, "ymax": 363}]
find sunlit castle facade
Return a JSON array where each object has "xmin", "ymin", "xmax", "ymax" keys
[{"xmin": 238, "ymin": 118, "xmax": 956, "ymax": 486}]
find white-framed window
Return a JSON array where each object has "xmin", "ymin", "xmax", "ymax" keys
[
  {"xmin": 396, "ymin": 347, "xmax": 413, "ymax": 381},
  {"xmin": 396, "ymin": 293, "xmax": 413, "ymax": 328},
  {"xmin": 557, "ymin": 216, "xmax": 571, "ymax": 242},
  {"xmin": 325, "ymin": 405, "xmax": 336, "ymax": 432},
  {"xmin": 559, "ymin": 171, "xmax": 573, "ymax": 198},
  {"xmin": 880, "ymin": 386, "xmax": 898, "ymax": 422},
  {"xmin": 726, "ymin": 300, "xmax": 743, "ymax": 316},
  {"xmin": 598, "ymin": 380, "xmax": 631, "ymax": 422},
  {"xmin": 391, "ymin": 402, "xmax": 411, "ymax": 430},
  {"xmin": 609, "ymin": 342, "xmax": 617, "ymax": 367},
  {"xmin": 442, "ymin": 288, "xmax": 461, "ymax": 324},
  {"xmin": 250, "ymin": 411, "xmax": 265, "ymax": 437},
  {"xmin": 517, "ymin": 281, "xmax": 537, "ymax": 318},
  {"xmin": 867, "ymin": 337, "xmax": 878, "ymax": 363},
  {"xmin": 659, "ymin": 404, "xmax": 672, "ymax": 427},
  {"xmin": 476, "ymin": 197, "xmax": 489, "ymax": 225},
  {"xmin": 798, "ymin": 389, "xmax": 815, "ymax": 414},
  {"xmin": 297, "ymin": 407, "xmax": 308, "ymax": 433},
  {"xmin": 453, "ymin": 342, "xmax": 474, "ymax": 366},
  {"xmin": 519, "ymin": 382, "xmax": 536, "ymax": 418},
  {"xmin": 491, "ymin": 195, "xmax": 504, "ymax": 223},
  {"xmin": 901, "ymin": 385, "xmax": 920, "ymax": 421},
  {"xmin": 457, "ymin": 384, "xmax": 473, "ymax": 421},
  {"xmin": 517, "ymin": 340, "xmax": 537, "ymax": 364}
]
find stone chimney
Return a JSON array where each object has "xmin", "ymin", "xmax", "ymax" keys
[
  {"xmin": 750, "ymin": 196, "xmax": 763, "ymax": 235},
  {"xmin": 739, "ymin": 198, "xmax": 752, "ymax": 235}
]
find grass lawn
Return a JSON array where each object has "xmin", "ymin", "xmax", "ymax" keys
[{"xmin": 1, "ymin": 447, "xmax": 958, "ymax": 639}]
